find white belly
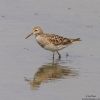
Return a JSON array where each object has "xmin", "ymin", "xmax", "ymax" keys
[{"xmin": 44, "ymin": 44, "xmax": 66, "ymax": 52}]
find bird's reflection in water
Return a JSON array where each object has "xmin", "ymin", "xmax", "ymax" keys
[{"xmin": 25, "ymin": 59, "xmax": 78, "ymax": 90}]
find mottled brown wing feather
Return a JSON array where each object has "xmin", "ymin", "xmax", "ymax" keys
[{"xmin": 45, "ymin": 34, "xmax": 72, "ymax": 45}]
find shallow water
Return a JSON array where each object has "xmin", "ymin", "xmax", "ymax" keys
[
  {"xmin": 25, "ymin": 58, "xmax": 78, "ymax": 90},
  {"xmin": 0, "ymin": 0, "xmax": 100, "ymax": 100}
]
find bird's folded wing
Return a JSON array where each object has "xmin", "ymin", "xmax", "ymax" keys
[{"xmin": 45, "ymin": 34, "xmax": 72, "ymax": 45}]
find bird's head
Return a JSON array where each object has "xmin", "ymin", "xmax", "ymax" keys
[{"xmin": 25, "ymin": 26, "xmax": 43, "ymax": 39}]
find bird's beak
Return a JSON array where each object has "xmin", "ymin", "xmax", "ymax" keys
[{"xmin": 25, "ymin": 33, "xmax": 33, "ymax": 39}]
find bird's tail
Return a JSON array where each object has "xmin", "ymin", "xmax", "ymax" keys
[{"xmin": 71, "ymin": 38, "xmax": 81, "ymax": 43}]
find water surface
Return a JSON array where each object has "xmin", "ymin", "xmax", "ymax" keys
[{"xmin": 0, "ymin": 0, "xmax": 100, "ymax": 100}]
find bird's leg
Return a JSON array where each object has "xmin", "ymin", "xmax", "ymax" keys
[
  {"xmin": 53, "ymin": 52, "xmax": 55, "ymax": 60},
  {"xmin": 57, "ymin": 51, "xmax": 61, "ymax": 59}
]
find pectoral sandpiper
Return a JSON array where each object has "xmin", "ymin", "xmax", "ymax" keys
[{"xmin": 25, "ymin": 26, "xmax": 81, "ymax": 59}]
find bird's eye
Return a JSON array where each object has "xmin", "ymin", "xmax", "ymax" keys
[{"xmin": 35, "ymin": 29, "xmax": 38, "ymax": 31}]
